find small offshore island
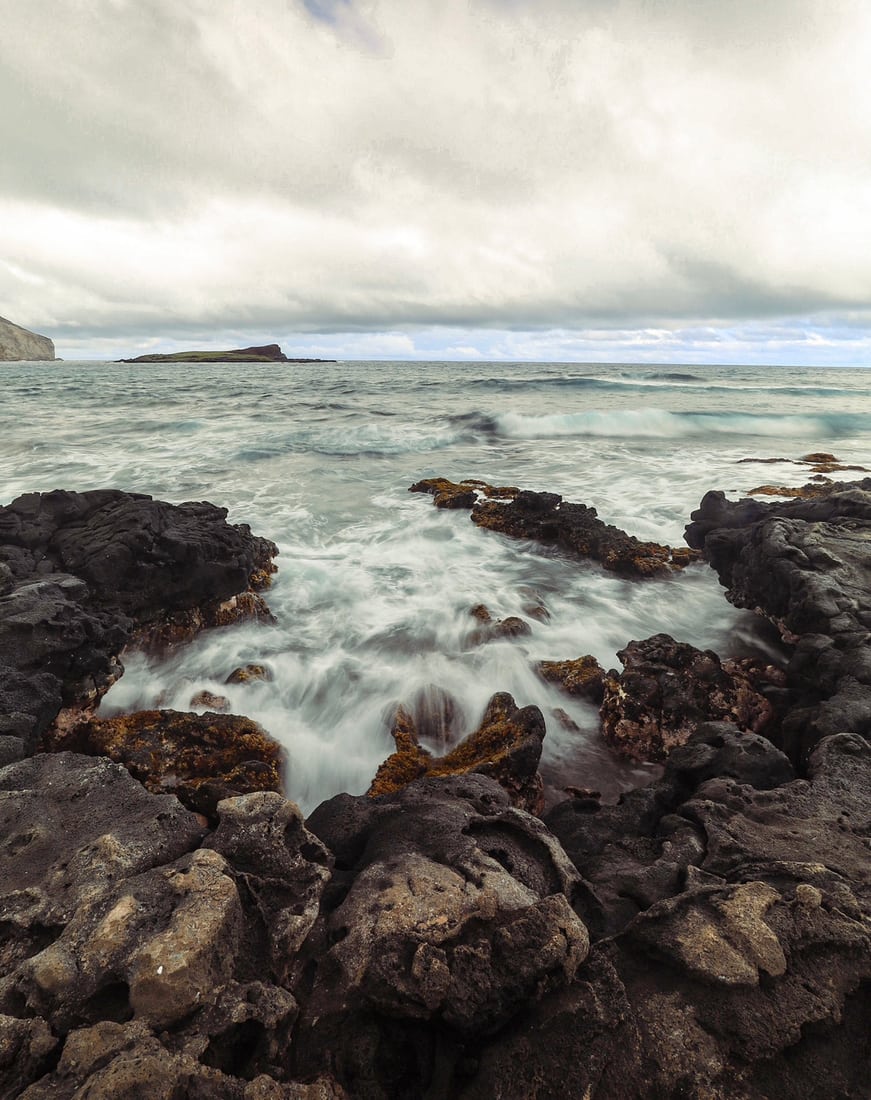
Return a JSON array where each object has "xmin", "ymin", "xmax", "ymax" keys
[{"xmin": 117, "ymin": 343, "xmax": 335, "ymax": 364}]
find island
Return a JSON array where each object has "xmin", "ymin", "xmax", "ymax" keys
[{"xmin": 117, "ymin": 342, "xmax": 335, "ymax": 363}]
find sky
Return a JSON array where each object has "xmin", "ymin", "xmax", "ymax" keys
[{"xmin": 2, "ymin": 0, "xmax": 871, "ymax": 364}]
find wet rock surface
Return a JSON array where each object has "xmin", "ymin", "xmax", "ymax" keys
[
  {"xmin": 2, "ymin": 479, "xmax": 870, "ymax": 1098},
  {"xmin": 600, "ymin": 633, "xmax": 777, "ymax": 761},
  {"xmin": 686, "ymin": 479, "xmax": 871, "ymax": 761},
  {"xmin": 411, "ymin": 476, "xmax": 700, "ymax": 576},
  {"xmin": 42, "ymin": 709, "xmax": 286, "ymax": 822},
  {"xmin": 0, "ymin": 489, "xmax": 277, "ymax": 749},
  {"xmin": 0, "ymin": 754, "xmax": 338, "ymax": 1098},
  {"xmin": 368, "ymin": 691, "xmax": 546, "ymax": 813}
]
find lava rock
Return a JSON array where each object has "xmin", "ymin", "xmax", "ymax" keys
[
  {"xmin": 368, "ymin": 692, "xmax": 546, "ymax": 813},
  {"xmin": 42, "ymin": 709, "xmax": 286, "ymax": 822},
  {"xmin": 600, "ymin": 633, "xmax": 774, "ymax": 762}
]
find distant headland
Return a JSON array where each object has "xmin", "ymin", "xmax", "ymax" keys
[
  {"xmin": 117, "ymin": 343, "xmax": 335, "ymax": 364},
  {"xmin": 0, "ymin": 315, "xmax": 57, "ymax": 361}
]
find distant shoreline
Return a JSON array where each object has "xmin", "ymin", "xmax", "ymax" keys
[{"xmin": 116, "ymin": 342, "xmax": 335, "ymax": 364}]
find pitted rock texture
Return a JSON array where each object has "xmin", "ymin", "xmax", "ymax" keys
[
  {"xmin": 600, "ymin": 633, "xmax": 777, "ymax": 762},
  {"xmin": 0, "ymin": 489, "xmax": 277, "ymax": 750},
  {"xmin": 685, "ymin": 480, "xmax": 871, "ymax": 760},
  {"xmin": 0, "ymin": 754, "xmax": 334, "ymax": 1098},
  {"xmin": 42, "ymin": 709, "xmax": 285, "ymax": 822},
  {"xmin": 299, "ymin": 774, "xmax": 589, "ymax": 1090},
  {"xmin": 368, "ymin": 692, "xmax": 547, "ymax": 812}
]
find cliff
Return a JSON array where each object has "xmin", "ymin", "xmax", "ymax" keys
[{"xmin": 0, "ymin": 315, "xmax": 56, "ymax": 361}]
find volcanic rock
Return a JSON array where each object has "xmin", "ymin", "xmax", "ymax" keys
[
  {"xmin": 368, "ymin": 692, "xmax": 546, "ymax": 812},
  {"xmin": 0, "ymin": 489, "xmax": 277, "ymax": 750},
  {"xmin": 41, "ymin": 709, "xmax": 285, "ymax": 822},
  {"xmin": 299, "ymin": 774, "xmax": 589, "ymax": 1091},
  {"xmin": 685, "ymin": 480, "xmax": 871, "ymax": 760},
  {"xmin": 0, "ymin": 753, "xmax": 334, "ymax": 1098},
  {"xmin": 537, "ymin": 655, "xmax": 606, "ymax": 703},
  {"xmin": 411, "ymin": 476, "xmax": 700, "ymax": 576},
  {"xmin": 599, "ymin": 633, "xmax": 776, "ymax": 762}
]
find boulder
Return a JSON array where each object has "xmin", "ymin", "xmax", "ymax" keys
[
  {"xmin": 599, "ymin": 633, "xmax": 777, "ymax": 762},
  {"xmin": 299, "ymin": 774, "xmax": 589, "ymax": 1093},
  {"xmin": 537, "ymin": 655, "xmax": 606, "ymax": 703}
]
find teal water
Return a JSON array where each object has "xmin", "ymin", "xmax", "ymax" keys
[{"xmin": 2, "ymin": 360, "xmax": 868, "ymax": 809}]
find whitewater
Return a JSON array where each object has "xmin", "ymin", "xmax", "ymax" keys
[{"xmin": 2, "ymin": 359, "xmax": 869, "ymax": 811}]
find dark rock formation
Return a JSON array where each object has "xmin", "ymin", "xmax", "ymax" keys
[
  {"xmin": 600, "ymin": 633, "xmax": 778, "ymax": 761},
  {"xmin": 410, "ymin": 476, "xmax": 700, "ymax": 577},
  {"xmin": 42, "ymin": 709, "xmax": 285, "ymax": 822},
  {"xmin": 465, "ymin": 604, "xmax": 532, "ymax": 646},
  {"xmin": 299, "ymin": 774, "xmax": 589, "ymax": 1093},
  {"xmin": 0, "ymin": 754, "xmax": 338, "ymax": 1098},
  {"xmin": 368, "ymin": 692, "xmax": 546, "ymax": 812},
  {"xmin": 0, "ymin": 315, "xmax": 56, "ymax": 361},
  {"xmin": 685, "ymin": 480, "xmax": 871, "ymax": 761},
  {"xmin": 0, "ymin": 489, "xmax": 277, "ymax": 749}
]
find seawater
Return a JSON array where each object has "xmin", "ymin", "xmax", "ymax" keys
[{"xmin": 2, "ymin": 359, "xmax": 870, "ymax": 811}]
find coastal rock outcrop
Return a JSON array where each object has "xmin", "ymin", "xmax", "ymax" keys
[
  {"xmin": 0, "ymin": 489, "xmax": 277, "ymax": 750},
  {"xmin": 685, "ymin": 480, "xmax": 871, "ymax": 760},
  {"xmin": 369, "ymin": 692, "xmax": 546, "ymax": 812},
  {"xmin": 599, "ymin": 633, "xmax": 778, "ymax": 761},
  {"xmin": 42, "ymin": 709, "xmax": 286, "ymax": 822},
  {"xmin": 410, "ymin": 476, "xmax": 700, "ymax": 576},
  {"xmin": 0, "ymin": 315, "xmax": 56, "ymax": 361},
  {"xmin": 2, "ymin": 478, "xmax": 870, "ymax": 1098},
  {"xmin": 0, "ymin": 754, "xmax": 336, "ymax": 1098}
]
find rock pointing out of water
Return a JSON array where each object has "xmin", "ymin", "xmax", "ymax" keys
[{"xmin": 0, "ymin": 316, "xmax": 56, "ymax": 361}]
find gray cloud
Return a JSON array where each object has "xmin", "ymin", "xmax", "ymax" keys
[{"xmin": 2, "ymin": 0, "xmax": 870, "ymax": 358}]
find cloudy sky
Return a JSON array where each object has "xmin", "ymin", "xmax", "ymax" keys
[{"xmin": 2, "ymin": 0, "xmax": 870, "ymax": 363}]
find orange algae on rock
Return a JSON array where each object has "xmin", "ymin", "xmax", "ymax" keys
[
  {"xmin": 368, "ymin": 692, "xmax": 545, "ymax": 812},
  {"xmin": 42, "ymin": 709, "xmax": 284, "ymax": 820}
]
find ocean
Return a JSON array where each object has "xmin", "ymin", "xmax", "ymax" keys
[{"xmin": 2, "ymin": 359, "xmax": 869, "ymax": 811}]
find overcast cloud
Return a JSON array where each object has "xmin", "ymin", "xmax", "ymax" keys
[{"xmin": 2, "ymin": 0, "xmax": 870, "ymax": 362}]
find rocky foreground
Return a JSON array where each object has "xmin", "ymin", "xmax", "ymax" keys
[{"xmin": 1, "ymin": 482, "xmax": 869, "ymax": 1098}]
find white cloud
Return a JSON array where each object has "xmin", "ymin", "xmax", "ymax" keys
[{"xmin": 2, "ymin": 0, "xmax": 871, "ymax": 360}]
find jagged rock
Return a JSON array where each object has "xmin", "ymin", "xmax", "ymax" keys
[
  {"xmin": 0, "ymin": 754, "xmax": 334, "ymax": 1098},
  {"xmin": 600, "ymin": 633, "xmax": 776, "ymax": 762},
  {"xmin": 409, "ymin": 477, "xmax": 519, "ymax": 509},
  {"xmin": 544, "ymin": 723, "xmax": 796, "ymax": 938},
  {"xmin": 42, "ymin": 709, "xmax": 285, "ymax": 822},
  {"xmin": 368, "ymin": 692, "xmax": 546, "ymax": 812},
  {"xmin": 0, "ymin": 316, "xmax": 55, "ymax": 361},
  {"xmin": 411, "ymin": 477, "xmax": 699, "ymax": 576},
  {"xmin": 685, "ymin": 480, "xmax": 871, "ymax": 760},
  {"xmin": 190, "ymin": 689, "xmax": 232, "ymax": 712},
  {"xmin": 537, "ymin": 655, "xmax": 606, "ymax": 703},
  {"xmin": 299, "ymin": 774, "xmax": 589, "ymax": 1092},
  {"xmin": 0, "ymin": 489, "xmax": 277, "ymax": 751}
]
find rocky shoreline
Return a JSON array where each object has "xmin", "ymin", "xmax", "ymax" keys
[{"xmin": 1, "ymin": 480, "xmax": 869, "ymax": 1098}]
